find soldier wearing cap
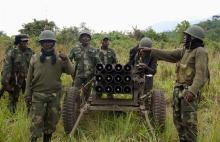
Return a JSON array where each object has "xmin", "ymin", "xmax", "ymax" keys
[{"xmin": 1, "ymin": 34, "xmax": 33, "ymax": 113}]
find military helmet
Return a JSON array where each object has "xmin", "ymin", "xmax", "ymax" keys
[
  {"xmin": 79, "ymin": 30, "xmax": 91, "ymax": 39},
  {"xmin": 14, "ymin": 34, "xmax": 29, "ymax": 45},
  {"xmin": 39, "ymin": 30, "xmax": 56, "ymax": 41},
  {"xmin": 102, "ymin": 35, "xmax": 110, "ymax": 40},
  {"xmin": 184, "ymin": 25, "xmax": 205, "ymax": 41},
  {"xmin": 139, "ymin": 37, "xmax": 152, "ymax": 48}
]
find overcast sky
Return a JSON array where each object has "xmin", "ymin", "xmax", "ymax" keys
[{"xmin": 0, "ymin": 0, "xmax": 220, "ymax": 36}]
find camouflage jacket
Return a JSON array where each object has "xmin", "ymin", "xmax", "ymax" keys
[
  {"xmin": 99, "ymin": 47, "xmax": 117, "ymax": 64},
  {"xmin": 1, "ymin": 47, "xmax": 33, "ymax": 86},
  {"xmin": 69, "ymin": 44, "xmax": 101, "ymax": 78},
  {"xmin": 150, "ymin": 47, "xmax": 209, "ymax": 95}
]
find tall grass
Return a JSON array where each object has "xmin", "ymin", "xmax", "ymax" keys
[{"xmin": 0, "ymin": 43, "xmax": 220, "ymax": 142}]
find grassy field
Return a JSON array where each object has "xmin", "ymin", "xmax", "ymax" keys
[{"xmin": 0, "ymin": 44, "xmax": 220, "ymax": 142}]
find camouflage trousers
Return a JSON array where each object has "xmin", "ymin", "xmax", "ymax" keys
[
  {"xmin": 30, "ymin": 91, "xmax": 61, "ymax": 139},
  {"xmin": 8, "ymin": 86, "xmax": 20, "ymax": 113},
  {"xmin": 73, "ymin": 77, "xmax": 92, "ymax": 101},
  {"xmin": 173, "ymin": 87, "xmax": 199, "ymax": 142}
]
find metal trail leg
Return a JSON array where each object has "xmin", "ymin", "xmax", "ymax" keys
[
  {"xmin": 69, "ymin": 103, "xmax": 89, "ymax": 140},
  {"xmin": 141, "ymin": 107, "xmax": 158, "ymax": 142}
]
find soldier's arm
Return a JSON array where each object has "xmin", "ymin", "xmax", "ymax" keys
[
  {"xmin": 95, "ymin": 49, "xmax": 102, "ymax": 64},
  {"xmin": 68, "ymin": 48, "xmax": 75, "ymax": 62},
  {"xmin": 188, "ymin": 49, "xmax": 209, "ymax": 95},
  {"xmin": 112, "ymin": 50, "xmax": 118, "ymax": 64},
  {"xmin": 61, "ymin": 58, "xmax": 75, "ymax": 75},
  {"xmin": 1, "ymin": 50, "xmax": 13, "ymax": 85},
  {"xmin": 25, "ymin": 56, "xmax": 34, "ymax": 97},
  {"xmin": 127, "ymin": 47, "xmax": 136, "ymax": 65},
  {"xmin": 150, "ymin": 48, "xmax": 184, "ymax": 63}
]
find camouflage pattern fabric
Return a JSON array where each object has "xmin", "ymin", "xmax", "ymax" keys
[
  {"xmin": 1, "ymin": 47, "xmax": 33, "ymax": 113},
  {"xmin": 69, "ymin": 44, "xmax": 101, "ymax": 100},
  {"xmin": 30, "ymin": 91, "xmax": 61, "ymax": 138},
  {"xmin": 99, "ymin": 48, "xmax": 117, "ymax": 65},
  {"xmin": 173, "ymin": 87, "xmax": 198, "ymax": 142}
]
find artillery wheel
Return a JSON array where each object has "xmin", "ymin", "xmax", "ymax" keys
[
  {"xmin": 149, "ymin": 90, "xmax": 166, "ymax": 131},
  {"xmin": 62, "ymin": 87, "xmax": 80, "ymax": 134}
]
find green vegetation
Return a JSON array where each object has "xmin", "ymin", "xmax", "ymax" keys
[{"xmin": 0, "ymin": 18, "xmax": 220, "ymax": 142}]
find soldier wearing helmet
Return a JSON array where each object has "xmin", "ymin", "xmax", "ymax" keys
[
  {"xmin": 139, "ymin": 25, "xmax": 209, "ymax": 142},
  {"xmin": 25, "ymin": 30, "xmax": 74, "ymax": 142},
  {"xmin": 128, "ymin": 37, "xmax": 157, "ymax": 93},
  {"xmin": 1, "ymin": 34, "xmax": 33, "ymax": 113},
  {"xmin": 68, "ymin": 29, "xmax": 101, "ymax": 101}
]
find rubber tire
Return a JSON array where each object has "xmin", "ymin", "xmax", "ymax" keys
[
  {"xmin": 62, "ymin": 87, "xmax": 80, "ymax": 134},
  {"xmin": 150, "ymin": 90, "xmax": 166, "ymax": 131}
]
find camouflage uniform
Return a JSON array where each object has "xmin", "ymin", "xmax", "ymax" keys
[
  {"xmin": 1, "ymin": 35, "xmax": 33, "ymax": 113},
  {"xmin": 129, "ymin": 38, "xmax": 157, "ymax": 93},
  {"xmin": 69, "ymin": 43, "xmax": 101, "ymax": 100},
  {"xmin": 147, "ymin": 26, "xmax": 209, "ymax": 142},
  {"xmin": 25, "ymin": 30, "xmax": 74, "ymax": 141}
]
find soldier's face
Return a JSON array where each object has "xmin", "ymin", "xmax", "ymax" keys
[
  {"xmin": 101, "ymin": 39, "xmax": 109, "ymax": 48},
  {"xmin": 40, "ymin": 40, "xmax": 55, "ymax": 49},
  {"xmin": 183, "ymin": 34, "xmax": 191, "ymax": 48},
  {"xmin": 19, "ymin": 40, "xmax": 28, "ymax": 48},
  {"xmin": 79, "ymin": 34, "xmax": 91, "ymax": 46}
]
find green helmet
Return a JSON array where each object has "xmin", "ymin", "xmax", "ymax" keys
[
  {"xmin": 139, "ymin": 37, "xmax": 152, "ymax": 48},
  {"xmin": 102, "ymin": 35, "xmax": 109, "ymax": 40},
  {"xmin": 79, "ymin": 30, "xmax": 91, "ymax": 39},
  {"xmin": 184, "ymin": 25, "xmax": 205, "ymax": 41},
  {"xmin": 39, "ymin": 30, "xmax": 56, "ymax": 41}
]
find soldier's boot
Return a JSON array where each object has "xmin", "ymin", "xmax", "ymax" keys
[
  {"xmin": 31, "ymin": 137, "xmax": 37, "ymax": 142},
  {"xmin": 43, "ymin": 133, "xmax": 52, "ymax": 142}
]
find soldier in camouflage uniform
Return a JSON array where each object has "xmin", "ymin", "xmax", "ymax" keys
[
  {"xmin": 99, "ymin": 36, "xmax": 117, "ymax": 65},
  {"xmin": 24, "ymin": 30, "xmax": 74, "ymax": 142},
  {"xmin": 69, "ymin": 30, "xmax": 101, "ymax": 101},
  {"xmin": 1, "ymin": 34, "xmax": 33, "ymax": 113},
  {"xmin": 134, "ymin": 37, "xmax": 157, "ymax": 93},
  {"xmin": 99, "ymin": 36, "xmax": 117, "ymax": 98},
  {"xmin": 139, "ymin": 25, "xmax": 209, "ymax": 142},
  {"xmin": 128, "ymin": 37, "xmax": 157, "ymax": 94}
]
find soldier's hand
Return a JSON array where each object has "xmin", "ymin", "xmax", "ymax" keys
[
  {"xmin": 59, "ymin": 52, "xmax": 68, "ymax": 61},
  {"xmin": 184, "ymin": 91, "xmax": 195, "ymax": 103},
  {"xmin": 136, "ymin": 63, "xmax": 147, "ymax": 69}
]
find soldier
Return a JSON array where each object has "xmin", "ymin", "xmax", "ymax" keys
[
  {"xmin": 1, "ymin": 34, "xmax": 33, "ymax": 113},
  {"xmin": 99, "ymin": 36, "xmax": 117, "ymax": 65},
  {"xmin": 99, "ymin": 36, "xmax": 117, "ymax": 98},
  {"xmin": 139, "ymin": 25, "xmax": 209, "ymax": 142},
  {"xmin": 130, "ymin": 37, "xmax": 157, "ymax": 93},
  {"xmin": 68, "ymin": 30, "xmax": 101, "ymax": 101},
  {"xmin": 24, "ymin": 30, "xmax": 74, "ymax": 142}
]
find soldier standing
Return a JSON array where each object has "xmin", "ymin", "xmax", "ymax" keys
[
  {"xmin": 140, "ymin": 25, "xmax": 209, "ymax": 142},
  {"xmin": 24, "ymin": 30, "xmax": 74, "ymax": 142},
  {"xmin": 1, "ymin": 34, "xmax": 33, "ymax": 113},
  {"xmin": 99, "ymin": 36, "xmax": 117, "ymax": 65},
  {"xmin": 129, "ymin": 37, "xmax": 157, "ymax": 93},
  {"xmin": 99, "ymin": 36, "xmax": 117, "ymax": 98},
  {"xmin": 68, "ymin": 30, "xmax": 101, "ymax": 101}
]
